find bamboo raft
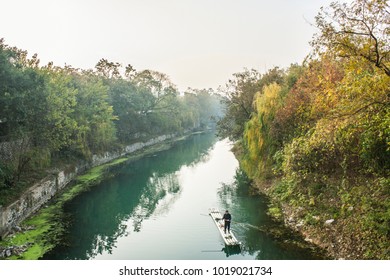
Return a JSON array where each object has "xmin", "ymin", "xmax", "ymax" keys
[{"xmin": 209, "ymin": 208, "xmax": 241, "ymax": 247}]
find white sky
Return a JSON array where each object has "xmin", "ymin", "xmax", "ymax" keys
[{"xmin": 1, "ymin": 0, "xmax": 336, "ymax": 91}]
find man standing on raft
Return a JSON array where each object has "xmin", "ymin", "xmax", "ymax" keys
[{"xmin": 222, "ymin": 210, "xmax": 231, "ymax": 234}]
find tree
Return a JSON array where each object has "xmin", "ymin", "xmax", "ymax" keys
[
  {"xmin": 71, "ymin": 72, "xmax": 117, "ymax": 157},
  {"xmin": 242, "ymin": 83, "xmax": 283, "ymax": 178},
  {"xmin": 183, "ymin": 88, "xmax": 223, "ymax": 129},
  {"xmin": 132, "ymin": 70, "xmax": 178, "ymax": 114},
  {"xmin": 311, "ymin": 0, "xmax": 390, "ymax": 173},
  {"xmin": 131, "ymin": 70, "xmax": 181, "ymax": 135},
  {"xmin": 95, "ymin": 58, "xmax": 122, "ymax": 79},
  {"xmin": 312, "ymin": 0, "xmax": 390, "ymax": 76},
  {"xmin": 217, "ymin": 67, "xmax": 286, "ymax": 141},
  {"xmin": 217, "ymin": 69, "xmax": 263, "ymax": 140},
  {"xmin": 40, "ymin": 66, "xmax": 79, "ymax": 152},
  {"xmin": 0, "ymin": 40, "xmax": 50, "ymax": 184},
  {"xmin": 108, "ymin": 78, "xmax": 146, "ymax": 142}
]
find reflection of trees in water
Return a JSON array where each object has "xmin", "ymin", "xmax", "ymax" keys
[
  {"xmin": 217, "ymin": 168, "xmax": 252, "ymax": 197},
  {"xmin": 130, "ymin": 172, "xmax": 181, "ymax": 232},
  {"xmin": 189, "ymin": 148, "xmax": 212, "ymax": 167},
  {"xmin": 167, "ymin": 135, "xmax": 215, "ymax": 169},
  {"xmin": 120, "ymin": 133, "xmax": 216, "ymax": 235},
  {"xmin": 79, "ymin": 171, "xmax": 182, "ymax": 259},
  {"xmin": 84, "ymin": 172, "xmax": 182, "ymax": 259},
  {"xmin": 217, "ymin": 168, "xmax": 251, "ymax": 210},
  {"xmin": 54, "ymin": 132, "xmax": 217, "ymax": 259},
  {"xmin": 217, "ymin": 168, "xmax": 326, "ymax": 260},
  {"xmin": 87, "ymin": 223, "xmax": 128, "ymax": 258}
]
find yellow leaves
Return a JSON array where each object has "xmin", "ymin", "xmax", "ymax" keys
[
  {"xmin": 253, "ymin": 83, "xmax": 282, "ymax": 115},
  {"xmin": 244, "ymin": 119, "xmax": 262, "ymax": 161},
  {"xmin": 242, "ymin": 83, "xmax": 284, "ymax": 178},
  {"xmin": 336, "ymin": 58, "xmax": 390, "ymax": 120}
]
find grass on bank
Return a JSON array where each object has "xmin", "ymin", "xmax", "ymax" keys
[{"xmin": 0, "ymin": 140, "xmax": 176, "ymax": 259}]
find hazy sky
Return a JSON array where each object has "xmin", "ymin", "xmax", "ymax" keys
[{"xmin": 1, "ymin": 0, "xmax": 337, "ymax": 91}]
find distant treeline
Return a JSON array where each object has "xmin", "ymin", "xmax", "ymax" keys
[
  {"xmin": 0, "ymin": 40, "xmax": 224, "ymax": 197},
  {"xmin": 217, "ymin": 0, "xmax": 389, "ymax": 259}
]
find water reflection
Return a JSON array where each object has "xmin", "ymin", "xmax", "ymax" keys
[
  {"xmin": 132, "ymin": 172, "xmax": 181, "ymax": 232},
  {"xmin": 222, "ymin": 245, "xmax": 242, "ymax": 257},
  {"xmin": 217, "ymin": 169, "xmax": 325, "ymax": 260},
  {"xmin": 44, "ymin": 133, "xmax": 217, "ymax": 259},
  {"xmin": 44, "ymin": 133, "xmax": 325, "ymax": 260}
]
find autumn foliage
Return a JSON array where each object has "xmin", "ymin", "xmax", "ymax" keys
[{"xmin": 220, "ymin": 0, "xmax": 389, "ymax": 259}]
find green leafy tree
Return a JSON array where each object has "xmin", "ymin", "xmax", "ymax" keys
[
  {"xmin": 40, "ymin": 66, "xmax": 79, "ymax": 153},
  {"xmin": 107, "ymin": 78, "xmax": 143, "ymax": 142},
  {"xmin": 184, "ymin": 88, "xmax": 224, "ymax": 129},
  {"xmin": 71, "ymin": 72, "xmax": 117, "ymax": 157},
  {"xmin": 95, "ymin": 58, "xmax": 122, "ymax": 79},
  {"xmin": 0, "ymin": 40, "xmax": 49, "ymax": 182},
  {"xmin": 132, "ymin": 70, "xmax": 178, "ymax": 114}
]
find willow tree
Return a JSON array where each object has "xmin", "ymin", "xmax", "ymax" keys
[
  {"xmin": 217, "ymin": 67, "xmax": 286, "ymax": 141},
  {"xmin": 242, "ymin": 83, "xmax": 283, "ymax": 179}
]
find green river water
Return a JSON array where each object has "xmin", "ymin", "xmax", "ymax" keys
[{"xmin": 43, "ymin": 132, "xmax": 323, "ymax": 260}]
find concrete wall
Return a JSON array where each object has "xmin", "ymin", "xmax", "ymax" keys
[{"xmin": 0, "ymin": 134, "xmax": 175, "ymax": 239}]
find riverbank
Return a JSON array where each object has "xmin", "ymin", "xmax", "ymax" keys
[
  {"xmin": 231, "ymin": 142, "xmax": 389, "ymax": 260},
  {"xmin": 247, "ymin": 173, "xmax": 389, "ymax": 260},
  {"xmin": 0, "ymin": 132, "xmax": 195, "ymax": 259}
]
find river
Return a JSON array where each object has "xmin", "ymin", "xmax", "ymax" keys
[{"xmin": 44, "ymin": 132, "xmax": 323, "ymax": 260}]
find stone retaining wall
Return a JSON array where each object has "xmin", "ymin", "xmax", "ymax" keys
[{"xmin": 0, "ymin": 134, "xmax": 175, "ymax": 239}]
